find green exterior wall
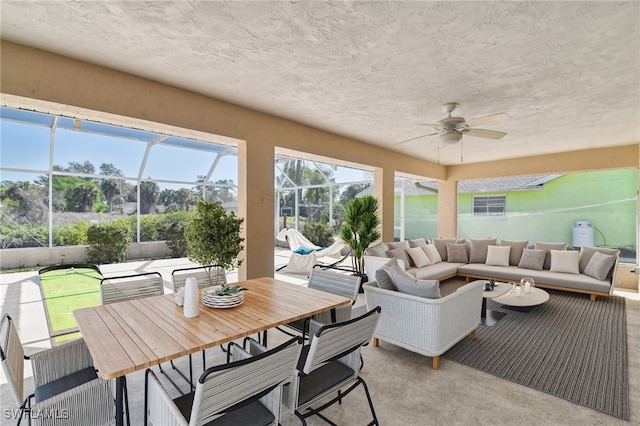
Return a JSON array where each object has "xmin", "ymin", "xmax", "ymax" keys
[{"xmin": 398, "ymin": 169, "xmax": 637, "ymax": 258}]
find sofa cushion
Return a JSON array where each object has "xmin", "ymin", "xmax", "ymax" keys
[
  {"xmin": 485, "ymin": 245, "xmax": 511, "ymax": 267},
  {"xmin": 578, "ymin": 245, "xmax": 620, "ymax": 273},
  {"xmin": 422, "ymin": 245, "xmax": 442, "ymax": 264},
  {"xmin": 535, "ymin": 241, "xmax": 568, "ymax": 270},
  {"xmin": 467, "ymin": 238, "xmax": 498, "ymax": 263},
  {"xmin": 446, "ymin": 243, "xmax": 469, "ymax": 263},
  {"xmin": 408, "ymin": 238, "xmax": 428, "ymax": 248},
  {"xmin": 550, "ymin": 249, "xmax": 580, "ymax": 274},
  {"xmin": 386, "ymin": 248, "xmax": 412, "ymax": 270},
  {"xmin": 518, "ymin": 248, "xmax": 546, "ymax": 270},
  {"xmin": 457, "ymin": 264, "xmax": 611, "ymax": 293},
  {"xmin": 388, "ymin": 264, "xmax": 440, "ymax": 298},
  {"xmin": 366, "ymin": 242, "xmax": 389, "ymax": 258},
  {"xmin": 584, "ymin": 251, "xmax": 617, "ymax": 281},
  {"xmin": 408, "ymin": 262, "xmax": 460, "ymax": 280},
  {"xmin": 500, "ymin": 239, "xmax": 529, "ymax": 266},
  {"xmin": 407, "ymin": 247, "xmax": 431, "ymax": 268},
  {"xmin": 430, "ymin": 238, "xmax": 464, "ymax": 261}
]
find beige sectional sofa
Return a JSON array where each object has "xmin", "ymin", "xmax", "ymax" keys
[{"xmin": 364, "ymin": 237, "xmax": 620, "ymax": 301}]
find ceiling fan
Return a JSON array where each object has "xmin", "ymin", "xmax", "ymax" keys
[{"xmin": 398, "ymin": 102, "xmax": 511, "ymax": 162}]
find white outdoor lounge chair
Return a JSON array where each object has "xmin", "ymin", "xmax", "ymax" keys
[{"xmin": 276, "ymin": 228, "xmax": 348, "ymax": 273}]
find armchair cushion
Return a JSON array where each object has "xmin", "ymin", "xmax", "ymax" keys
[{"xmin": 388, "ymin": 264, "xmax": 440, "ymax": 298}]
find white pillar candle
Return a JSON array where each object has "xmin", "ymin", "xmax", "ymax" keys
[
  {"xmin": 183, "ymin": 277, "xmax": 200, "ymax": 318},
  {"xmin": 515, "ymin": 286, "xmax": 522, "ymax": 297},
  {"xmin": 524, "ymin": 282, "xmax": 531, "ymax": 293}
]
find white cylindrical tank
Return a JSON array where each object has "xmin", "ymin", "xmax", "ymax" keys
[{"xmin": 572, "ymin": 221, "xmax": 594, "ymax": 248}]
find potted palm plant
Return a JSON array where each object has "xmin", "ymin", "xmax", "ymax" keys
[
  {"xmin": 339, "ymin": 195, "xmax": 381, "ymax": 282},
  {"xmin": 185, "ymin": 200, "xmax": 245, "ymax": 295}
]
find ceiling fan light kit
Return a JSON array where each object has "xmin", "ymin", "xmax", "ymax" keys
[{"xmin": 439, "ymin": 131, "xmax": 462, "ymax": 144}]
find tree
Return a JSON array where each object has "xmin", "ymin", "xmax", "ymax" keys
[
  {"xmin": 138, "ymin": 181, "xmax": 160, "ymax": 214},
  {"xmin": 71, "ymin": 183, "xmax": 97, "ymax": 212},
  {"xmin": 0, "ymin": 181, "xmax": 48, "ymax": 224},
  {"xmin": 99, "ymin": 163, "xmax": 125, "ymax": 212},
  {"xmin": 101, "ymin": 179, "xmax": 122, "ymax": 212},
  {"xmin": 185, "ymin": 200, "xmax": 244, "ymax": 271}
]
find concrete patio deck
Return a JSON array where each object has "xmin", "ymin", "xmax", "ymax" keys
[{"xmin": 1, "ymin": 249, "xmax": 639, "ymax": 425}]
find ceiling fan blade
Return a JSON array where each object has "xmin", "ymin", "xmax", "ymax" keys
[
  {"xmin": 464, "ymin": 128, "xmax": 507, "ymax": 140},
  {"xmin": 416, "ymin": 122, "xmax": 442, "ymax": 129},
  {"xmin": 395, "ymin": 132, "xmax": 440, "ymax": 145},
  {"xmin": 465, "ymin": 113, "xmax": 511, "ymax": 128}
]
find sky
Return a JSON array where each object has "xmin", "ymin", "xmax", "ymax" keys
[{"xmin": 0, "ymin": 108, "xmax": 372, "ymax": 190}]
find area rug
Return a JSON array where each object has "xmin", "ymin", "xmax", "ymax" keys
[{"xmin": 443, "ymin": 289, "xmax": 629, "ymax": 420}]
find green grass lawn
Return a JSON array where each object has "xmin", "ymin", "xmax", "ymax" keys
[{"xmin": 38, "ymin": 265, "xmax": 103, "ymax": 342}]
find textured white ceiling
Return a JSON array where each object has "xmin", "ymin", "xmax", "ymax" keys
[{"xmin": 1, "ymin": 1, "xmax": 639, "ymax": 165}]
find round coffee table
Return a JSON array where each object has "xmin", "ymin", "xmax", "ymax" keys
[{"xmin": 493, "ymin": 287, "xmax": 550, "ymax": 307}]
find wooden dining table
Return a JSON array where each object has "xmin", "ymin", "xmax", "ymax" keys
[{"xmin": 74, "ymin": 276, "xmax": 351, "ymax": 426}]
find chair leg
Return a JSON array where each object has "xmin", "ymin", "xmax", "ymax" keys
[{"xmin": 296, "ymin": 377, "xmax": 378, "ymax": 426}]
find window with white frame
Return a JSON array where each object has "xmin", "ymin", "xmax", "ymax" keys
[{"xmin": 473, "ymin": 195, "xmax": 506, "ymax": 216}]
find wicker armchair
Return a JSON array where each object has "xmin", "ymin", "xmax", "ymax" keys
[
  {"xmin": 363, "ymin": 280, "xmax": 483, "ymax": 369},
  {"xmin": 0, "ymin": 314, "xmax": 114, "ymax": 426}
]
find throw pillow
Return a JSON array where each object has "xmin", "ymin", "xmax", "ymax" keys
[
  {"xmin": 365, "ymin": 242, "xmax": 389, "ymax": 258},
  {"xmin": 388, "ymin": 264, "xmax": 440, "ymax": 298},
  {"xmin": 584, "ymin": 251, "xmax": 617, "ymax": 281},
  {"xmin": 446, "ymin": 243, "xmax": 469, "ymax": 263},
  {"xmin": 578, "ymin": 245, "xmax": 620, "ymax": 273},
  {"xmin": 386, "ymin": 248, "xmax": 412, "ymax": 270},
  {"xmin": 550, "ymin": 249, "xmax": 580, "ymax": 274},
  {"xmin": 422, "ymin": 245, "xmax": 442, "ymax": 264},
  {"xmin": 535, "ymin": 241, "xmax": 568, "ymax": 270},
  {"xmin": 375, "ymin": 268, "xmax": 397, "ymax": 291},
  {"xmin": 500, "ymin": 239, "xmax": 529, "ymax": 266},
  {"xmin": 406, "ymin": 246, "xmax": 431, "ymax": 268},
  {"xmin": 518, "ymin": 248, "xmax": 546, "ymax": 271},
  {"xmin": 485, "ymin": 245, "xmax": 511, "ymax": 267},
  {"xmin": 429, "ymin": 238, "xmax": 464, "ymax": 262},
  {"xmin": 375, "ymin": 257, "xmax": 399, "ymax": 290},
  {"xmin": 387, "ymin": 241, "xmax": 410, "ymax": 250},
  {"xmin": 408, "ymin": 238, "xmax": 428, "ymax": 248},
  {"xmin": 468, "ymin": 238, "xmax": 498, "ymax": 263}
]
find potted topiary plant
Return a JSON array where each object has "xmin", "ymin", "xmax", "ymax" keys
[
  {"xmin": 184, "ymin": 200, "xmax": 245, "ymax": 295},
  {"xmin": 339, "ymin": 195, "xmax": 381, "ymax": 282}
]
